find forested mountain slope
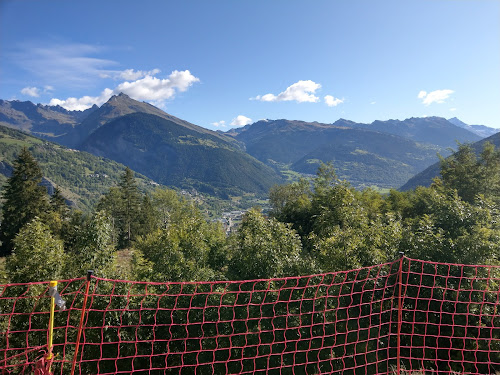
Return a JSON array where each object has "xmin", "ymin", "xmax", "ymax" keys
[
  {"xmin": 229, "ymin": 119, "xmax": 450, "ymax": 189},
  {"xmin": 0, "ymin": 125, "xmax": 157, "ymax": 211},
  {"xmin": 80, "ymin": 112, "xmax": 281, "ymax": 197},
  {"xmin": 401, "ymin": 132, "xmax": 500, "ymax": 190}
]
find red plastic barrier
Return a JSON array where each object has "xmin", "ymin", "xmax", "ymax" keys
[{"xmin": 1, "ymin": 258, "xmax": 499, "ymax": 374}]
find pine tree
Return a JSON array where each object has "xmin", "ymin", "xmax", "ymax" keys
[
  {"xmin": 0, "ymin": 148, "xmax": 50, "ymax": 256},
  {"xmin": 50, "ymin": 187, "xmax": 68, "ymax": 216},
  {"xmin": 118, "ymin": 167, "xmax": 141, "ymax": 248}
]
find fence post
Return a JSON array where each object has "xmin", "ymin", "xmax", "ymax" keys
[
  {"xmin": 46, "ymin": 280, "xmax": 57, "ymax": 373},
  {"xmin": 70, "ymin": 270, "xmax": 93, "ymax": 375},
  {"xmin": 397, "ymin": 252, "xmax": 404, "ymax": 375}
]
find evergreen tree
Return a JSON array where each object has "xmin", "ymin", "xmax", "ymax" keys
[
  {"xmin": 0, "ymin": 148, "xmax": 50, "ymax": 256},
  {"xmin": 136, "ymin": 194, "xmax": 157, "ymax": 238},
  {"xmin": 50, "ymin": 186, "xmax": 68, "ymax": 216},
  {"xmin": 118, "ymin": 167, "xmax": 141, "ymax": 248}
]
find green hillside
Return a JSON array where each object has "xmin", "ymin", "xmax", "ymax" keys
[
  {"xmin": 291, "ymin": 132, "xmax": 444, "ymax": 189},
  {"xmin": 231, "ymin": 119, "xmax": 447, "ymax": 189},
  {"xmin": 0, "ymin": 125, "xmax": 158, "ymax": 211},
  {"xmin": 80, "ymin": 113, "xmax": 281, "ymax": 197},
  {"xmin": 70, "ymin": 93, "xmax": 241, "ymax": 148},
  {"xmin": 401, "ymin": 132, "xmax": 500, "ymax": 190}
]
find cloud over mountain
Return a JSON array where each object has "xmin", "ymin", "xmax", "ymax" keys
[
  {"xmin": 252, "ymin": 80, "xmax": 321, "ymax": 103},
  {"xmin": 48, "ymin": 70, "xmax": 200, "ymax": 111},
  {"xmin": 231, "ymin": 115, "xmax": 252, "ymax": 126},
  {"xmin": 418, "ymin": 89, "xmax": 454, "ymax": 105},
  {"xmin": 324, "ymin": 95, "xmax": 343, "ymax": 107}
]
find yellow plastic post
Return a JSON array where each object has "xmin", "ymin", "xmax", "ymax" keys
[{"xmin": 47, "ymin": 280, "xmax": 57, "ymax": 371}]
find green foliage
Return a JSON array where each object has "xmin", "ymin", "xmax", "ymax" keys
[
  {"xmin": 64, "ymin": 210, "xmax": 116, "ymax": 278},
  {"xmin": 0, "ymin": 147, "xmax": 50, "ymax": 256},
  {"xmin": 399, "ymin": 186, "xmax": 499, "ymax": 265},
  {"xmin": 227, "ymin": 208, "xmax": 306, "ymax": 280},
  {"xmin": 439, "ymin": 142, "xmax": 500, "ymax": 203},
  {"xmin": 6, "ymin": 218, "xmax": 65, "ymax": 283},
  {"xmin": 135, "ymin": 187, "xmax": 226, "ymax": 281},
  {"xmin": 314, "ymin": 213, "xmax": 401, "ymax": 271}
]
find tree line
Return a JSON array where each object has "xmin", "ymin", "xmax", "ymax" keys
[{"xmin": 1, "ymin": 143, "xmax": 499, "ymax": 284}]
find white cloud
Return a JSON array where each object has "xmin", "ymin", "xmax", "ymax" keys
[
  {"xmin": 117, "ymin": 68, "xmax": 161, "ymax": 81},
  {"xmin": 370, "ymin": 101, "xmax": 376, "ymax": 105},
  {"xmin": 231, "ymin": 115, "xmax": 253, "ymax": 127},
  {"xmin": 49, "ymin": 88, "xmax": 113, "ymax": 111},
  {"xmin": 450, "ymin": 108, "xmax": 457, "ymax": 112},
  {"xmin": 211, "ymin": 120, "xmax": 226, "ymax": 128},
  {"xmin": 21, "ymin": 87, "xmax": 41, "ymax": 97},
  {"xmin": 418, "ymin": 89, "xmax": 454, "ymax": 105},
  {"xmin": 48, "ymin": 70, "xmax": 200, "ymax": 111},
  {"xmin": 252, "ymin": 80, "xmax": 321, "ymax": 103},
  {"xmin": 324, "ymin": 95, "xmax": 344, "ymax": 107},
  {"xmin": 21, "ymin": 85, "xmax": 55, "ymax": 97},
  {"xmin": 11, "ymin": 42, "xmax": 117, "ymax": 88},
  {"xmin": 114, "ymin": 70, "xmax": 199, "ymax": 102}
]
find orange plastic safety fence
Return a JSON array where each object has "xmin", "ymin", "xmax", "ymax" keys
[{"xmin": 0, "ymin": 258, "xmax": 499, "ymax": 374}]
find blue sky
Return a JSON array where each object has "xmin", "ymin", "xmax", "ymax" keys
[{"xmin": 1, "ymin": 0, "xmax": 499, "ymax": 130}]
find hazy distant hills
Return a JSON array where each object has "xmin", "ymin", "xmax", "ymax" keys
[
  {"xmin": 0, "ymin": 94, "xmax": 240, "ymax": 149},
  {"xmin": 401, "ymin": 132, "xmax": 500, "ymax": 191},
  {"xmin": 229, "ymin": 117, "xmax": 483, "ymax": 189},
  {"xmin": 1, "ymin": 94, "xmax": 497, "ymax": 195},
  {"xmin": 447, "ymin": 117, "xmax": 498, "ymax": 138},
  {"xmin": 345, "ymin": 116, "xmax": 482, "ymax": 148},
  {"xmin": 0, "ymin": 99, "xmax": 97, "ymax": 139}
]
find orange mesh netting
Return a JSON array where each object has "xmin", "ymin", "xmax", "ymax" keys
[{"xmin": 1, "ymin": 257, "xmax": 499, "ymax": 374}]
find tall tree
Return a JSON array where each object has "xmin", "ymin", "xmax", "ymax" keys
[
  {"xmin": 118, "ymin": 167, "xmax": 141, "ymax": 248},
  {"xmin": 0, "ymin": 148, "xmax": 50, "ymax": 256}
]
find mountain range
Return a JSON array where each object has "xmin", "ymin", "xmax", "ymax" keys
[
  {"xmin": 401, "ymin": 131, "xmax": 500, "ymax": 191},
  {"xmin": 228, "ymin": 117, "xmax": 488, "ymax": 189},
  {"xmin": 0, "ymin": 94, "xmax": 497, "ymax": 199}
]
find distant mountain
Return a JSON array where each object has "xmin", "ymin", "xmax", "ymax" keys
[
  {"xmin": 447, "ymin": 117, "xmax": 498, "ymax": 138},
  {"xmin": 80, "ymin": 112, "xmax": 280, "ymax": 197},
  {"xmin": 0, "ymin": 124, "xmax": 158, "ymax": 211},
  {"xmin": 70, "ymin": 93, "xmax": 240, "ymax": 148},
  {"xmin": 1, "ymin": 95, "xmax": 492, "ymax": 194},
  {"xmin": 0, "ymin": 94, "xmax": 241, "ymax": 149},
  {"xmin": 345, "ymin": 117, "xmax": 481, "ymax": 148},
  {"xmin": 400, "ymin": 132, "xmax": 500, "ymax": 191},
  {"xmin": 0, "ymin": 95, "xmax": 275, "ymax": 197},
  {"xmin": 229, "ymin": 119, "xmax": 449, "ymax": 189},
  {"xmin": 0, "ymin": 99, "xmax": 97, "ymax": 141}
]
